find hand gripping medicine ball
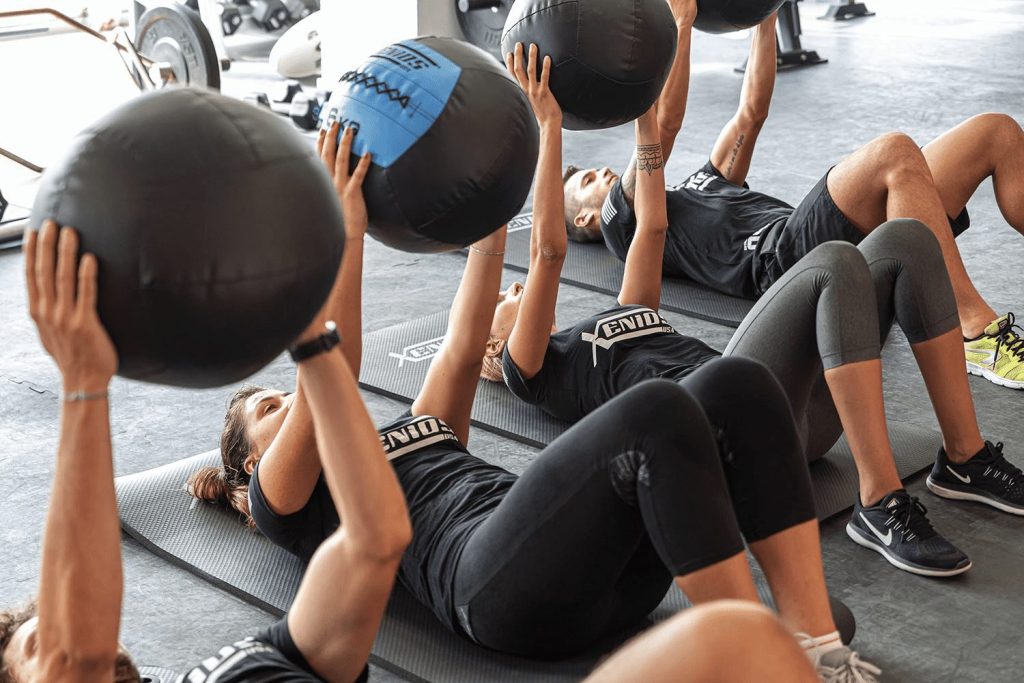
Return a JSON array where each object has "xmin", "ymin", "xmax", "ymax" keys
[
  {"xmin": 501, "ymin": 0, "xmax": 678, "ymax": 131},
  {"xmin": 693, "ymin": 0, "xmax": 787, "ymax": 34},
  {"xmin": 30, "ymin": 88, "xmax": 345, "ymax": 388},
  {"xmin": 319, "ymin": 37, "xmax": 539, "ymax": 253}
]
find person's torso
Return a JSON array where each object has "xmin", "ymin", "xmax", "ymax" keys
[
  {"xmin": 248, "ymin": 413, "xmax": 517, "ymax": 633},
  {"xmin": 601, "ymin": 162, "xmax": 793, "ymax": 298},
  {"xmin": 382, "ymin": 414, "xmax": 517, "ymax": 630},
  {"xmin": 503, "ymin": 305, "xmax": 721, "ymax": 422}
]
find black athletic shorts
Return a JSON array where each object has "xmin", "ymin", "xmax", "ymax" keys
[{"xmin": 759, "ymin": 167, "xmax": 971, "ymax": 291}]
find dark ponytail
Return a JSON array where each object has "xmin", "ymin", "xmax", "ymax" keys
[{"xmin": 186, "ymin": 384, "xmax": 265, "ymax": 529}]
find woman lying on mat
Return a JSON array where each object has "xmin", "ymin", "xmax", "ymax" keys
[
  {"xmin": 488, "ymin": 43, "xmax": 1023, "ymax": 582},
  {"xmin": 188, "ymin": 112, "xmax": 878, "ymax": 683},
  {"xmin": 2, "ymin": 221, "xmax": 410, "ymax": 683}
]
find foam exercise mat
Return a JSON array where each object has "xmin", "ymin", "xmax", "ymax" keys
[
  {"xmin": 359, "ymin": 310, "xmax": 942, "ymax": 522},
  {"xmin": 463, "ymin": 214, "xmax": 755, "ymax": 328},
  {"xmin": 117, "ymin": 455, "xmax": 789, "ymax": 683}
]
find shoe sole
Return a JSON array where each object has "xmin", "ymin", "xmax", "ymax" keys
[
  {"xmin": 966, "ymin": 361, "xmax": 1024, "ymax": 389},
  {"xmin": 845, "ymin": 523, "xmax": 972, "ymax": 577},
  {"xmin": 926, "ymin": 476, "xmax": 1024, "ymax": 515}
]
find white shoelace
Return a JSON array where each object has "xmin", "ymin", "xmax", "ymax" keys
[{"xmin": 817, "ymin": 649, "xmax": 883, "ymax": 683}]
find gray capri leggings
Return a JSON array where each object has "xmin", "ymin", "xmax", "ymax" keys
[{"xmin": 723, "ymin": 219, "xmax": 961, "ymax": 461}]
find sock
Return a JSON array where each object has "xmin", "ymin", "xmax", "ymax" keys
[{"xmin": 799, "ymin": 630, "xmax": 843, "ymax": 661}]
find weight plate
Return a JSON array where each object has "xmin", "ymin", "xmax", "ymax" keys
[
  {"xmin": 136, "ymin": 3, "xmax": 221, "ymax": 90},
  {"xmin": 456, "ymin": 0, "xmax": 514, "ymax": 60}
]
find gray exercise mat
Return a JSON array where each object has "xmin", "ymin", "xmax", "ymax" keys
[
  {"xmin": 471, "ymin": 214, "xmax": 755, "ymax": 328},
  {"xmin": 359, "ymin": 310, "xmax": 942, "ymax": 522},
  {"xmin": 138, "ymin": 666, "xmax": 180, "ymax": 683},
  {"xmin": 116, "ymin": 455, "xmax": 774, "ymax": 683}
]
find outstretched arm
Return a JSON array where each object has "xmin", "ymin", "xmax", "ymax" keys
[
  {"xmin": 25, "ymin": 223, "xmax": 122, "ymax": 680},
  {"xmin": 618, "ymin": 105, "xmax": 670, "ymax": 310},
  {"xmin": 709, "ymin": 12, "xmax": 778, "ymax": 185},
  {"xmin": 504, "ymin": 42, "xmax": 566, "ymax": 380},
  {"xmin": 287, "ymin": 327, "xmax": 411, "ymax": 683},
  {"xmin": 247, "ymin": 124, "xmax": 372, "ymax": 517},
  {"xmin": 621, "ymin": 0, "xmax": 696, "ymax": 204},
  {"xmin": 411, "ymin": 224, "xmax": 507, "ymax": 444}
]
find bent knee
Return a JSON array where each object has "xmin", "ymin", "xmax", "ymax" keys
[
  {"xmin": 868, "ymin": 218, "xmax": 945, "ymax": 272},
  {"xmin": 870, "ymin": 131, "xmax": 930, "ymax": 178},
  {"xmin": 968, "ymin": 112, "xmax": 1024, "ymax": 145},
  {"xmin": 804, "ymin": 241, "xmax": 873, "ymax": 291},
  {"xmin": 694, "ymin": 357, "xmax": 787, "ymax": 408}
]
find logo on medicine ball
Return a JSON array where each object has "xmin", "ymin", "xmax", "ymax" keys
[
  {"xmin": 389, "ymin": 336, "xmax": 445, "ymax": 367},
  {"xmin": 380, "ymin": 416, "xmax": 460, "ymax": 459},
  {"xmin": 580, "ymin": 307, "xmax": 675, "ymax": 366},
  {"xmin": 375, "ymin": 43, "xmax": 438, "ymax": 72}
]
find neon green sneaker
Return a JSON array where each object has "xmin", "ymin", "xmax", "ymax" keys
[{"xmin": 964, "ymin": 313, "xmax": 1024, "ymax": 389}]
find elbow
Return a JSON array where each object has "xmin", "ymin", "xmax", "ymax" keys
[
  {"xmin": 534, "ymin": 241, "xmax": 567, "ymax": 264},
  {"xmin": 739, "ymin": 104, "xmax": 770, "ymax": 130},
  {"xmin": 349, "ymin": 511, "xmax": 413, "ymax": 563},
  {"xmin": 639, "ymin": 220, "xmax": 669, "ymax": 238}
]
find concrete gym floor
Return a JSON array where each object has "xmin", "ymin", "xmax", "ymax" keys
[{"xmin": 1, "ymin": 0, "xmax": 1023, "ymax": 680}]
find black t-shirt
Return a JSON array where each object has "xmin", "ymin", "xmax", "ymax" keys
[
  {"xmin": 249, "ymin": 413, "xmax": 517, "ymax": 634},
  {"xmin": 502, "ymin": 304, "xmax": 721, "ymax": 422},
  {"xmin": 178, "ymin": 617, "xmax": 369, "ymax": 682},
  {"xmin": 600, "ymin": 160, "xmax": 794, "ymax": 298}
]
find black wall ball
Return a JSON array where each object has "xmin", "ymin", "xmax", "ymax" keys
[
  {"xmin": 501, "ymin": 0, "xmax": 678, "ymax": 130},
  {"xmin": 693, "ymin": 0, "xmax": 786, "ymax": 34},
  {"xmin": 30, "ymin": 87, "xmax": 345, "ymax": 388},
  {"xmin": 319, "ymin": 36, "xmax": 539, "ymax": 253}
]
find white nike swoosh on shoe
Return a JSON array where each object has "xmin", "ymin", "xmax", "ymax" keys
[
  {"xmin": 859, "ymin": 514, "xmax": 893, "ymax": 546},
  {"xmin": 946, "ymin": 466, "xmax": 972, "ymax": 484}
]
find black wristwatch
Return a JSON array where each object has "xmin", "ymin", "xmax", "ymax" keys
[{"xmin": 289, "ymin": 321, "xmax": 341, "ymax": 363}]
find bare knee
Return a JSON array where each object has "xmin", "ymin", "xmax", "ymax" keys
[
  {"xmin": 966, "ymin": 112, "xmax": 1024, "ymax": 147},
  {"xmin": 870, "ymin": 132, "xmax": 931, "ymax": 185}
]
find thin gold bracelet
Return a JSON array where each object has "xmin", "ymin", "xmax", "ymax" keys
[
  {"xmin": 469, "ymin": 245, "xmax": 505, "ymax": 256},
  {"xmin": 63, "ymin": 390, "xmax": 109, "ymax": 402}
]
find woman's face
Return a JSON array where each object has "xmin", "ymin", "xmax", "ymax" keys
[
  {"xmin": 490, "ymin": 282, "xmax": 525, "ymax": 341},
  {"xmin": 242, "ymin": 389, "xmax": 294, "ymax": 472}
]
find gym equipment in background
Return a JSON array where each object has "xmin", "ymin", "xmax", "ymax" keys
[
  {"xmin": 30, "ymin": 88, "xmax": 345, "ymax": 387},
  {"xmin": 0, "ymin": 5, "xmax": 220, "ymax": 90},
  {"xmin": 269, "ymin": 10, "xmax": 321, "ymax": 78},
  {"xmin": 136, "ymin": 2, "xmax": 221, "ymax": 88},
  {"xmin": 244, "ymin": 84, "xmax": 325, "ymax": 130},
  {"xmin": 501, "ymin": 0, "xmax": 678, "ymax": 130},
  {"xmin": 694, "ymin": 0, "xmax": 788, "ymax": 34},
  {"xmin": 456, "ymin": 0, "xmax": 514, "ymax": 59},
  {"xmin": 318, "ymin": 37, "xmax": 538, "ymax": 253},
  {"xmin": 820, "ymin": 0, "xmax": 875, "ymax": 21},
  {"xmin": 734, "ymin": 0, "xmax": 827, "ymax": 73}
]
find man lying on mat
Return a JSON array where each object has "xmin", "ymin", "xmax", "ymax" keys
[{"xmin": 564, "ymin": 7, "xmax": 1024, "ymax": 390}]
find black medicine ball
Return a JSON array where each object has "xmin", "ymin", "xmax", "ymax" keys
[
  {"xmin": 30, "ymin": 87, "xmax": 345, "ymax": 388},
  {"xmin": 319, "ymin": 36, "xmax": 539, "ymax": 253},
  {"xmin": 501, "ymin": 0, "xmax": 678, "ymax": 130},
  {"xmin": 694, "ymin": 0, "xmax": 787, "ymax": 34}
]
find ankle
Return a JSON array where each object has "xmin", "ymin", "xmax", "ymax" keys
[
  {"xmin": 962, "ymin": 311, "xmax": 999, "ymax": 339},
  {"xmin": 860, "ymin": 485, "xmax": 901, "ymax": 507},
  {"xmin": 943, "ymin": 439, "xmax": 986, "ymax": 464}
]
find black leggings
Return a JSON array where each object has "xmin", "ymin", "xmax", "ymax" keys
[
  {"xmin": 452, "ymin": 359, "xmax": 815, "ymax": 659},
  {"xmin": 724, "ymin": 219, "xmax": 961, "ymax": 460}
]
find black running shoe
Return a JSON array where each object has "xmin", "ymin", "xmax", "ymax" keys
[
  {"xmin": 927, "ymin": 441, "xmax": 1024, "ymax": 515},
  {"xmin": 846, "ymin": 490, "xmax": 971, "ymax": 577}
]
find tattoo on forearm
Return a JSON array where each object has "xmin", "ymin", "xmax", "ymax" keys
[
  {"xmin": 636, "ymin": 143, "xmax": 664, "ymax": 175},
  {"xmin": 725, "ymin": 134, "xmax": 745, "ymax": 177}
]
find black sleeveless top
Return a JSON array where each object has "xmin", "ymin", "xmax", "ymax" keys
[
  {"xmin": 249, "ymin": 412, "xmax": 517, "ymax": 632},
  {"xmin": 502, "ymin": 304, "xmax": 720, "ymax": 422}
]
